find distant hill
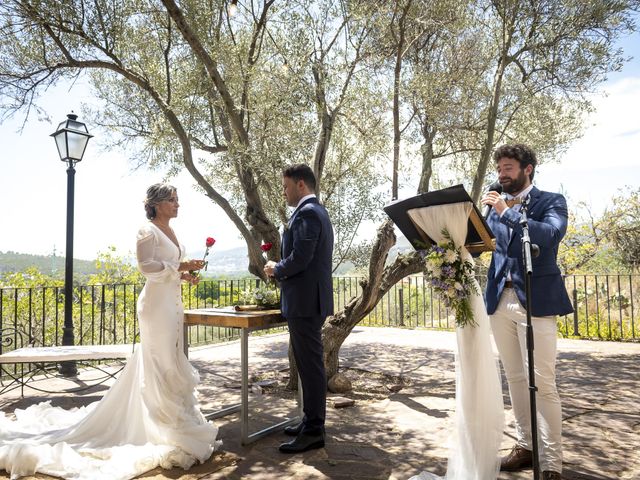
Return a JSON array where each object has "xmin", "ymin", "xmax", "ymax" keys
[
  {"xmin": 0, "ymin": 251, "xmax": 97, "ymax": 277},
  {"xmin": 198, "ymin": 246, "xmax": 250, "ymax": 277}
]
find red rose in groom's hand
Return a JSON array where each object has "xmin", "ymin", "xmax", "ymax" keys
[
  {"xmin": 206, "ymin": 237, "xmax": 216, "ymax": 248},
  {"xmin": 260, "ymin": 242, "xmax": 273, "ymax": 252}
]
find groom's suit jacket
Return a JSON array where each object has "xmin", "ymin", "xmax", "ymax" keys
[
  {"xmin": 485, "ymin": 186, "xmax": 573, "ymax": 317},
  {"xmin": 274, "ymin": 197, "xmax": 334, "ymax": 318}
]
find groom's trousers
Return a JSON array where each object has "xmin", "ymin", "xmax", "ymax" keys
[
  {"xmin": 490, "ymin": 288, "xmax": 563, "ymax": 473},
  {"xmin": 286, "ymin": 315, "xmax": 327, "ymax": 435}
]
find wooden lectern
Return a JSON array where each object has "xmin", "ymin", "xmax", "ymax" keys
[{"xmin": 383, "ymin": 184, "xmax": 495, "ymax": 254}]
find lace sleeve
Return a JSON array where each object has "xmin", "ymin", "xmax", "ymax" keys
[{"xmin": 136, "ymin": 226, "xmax": 180, "ymax": 281}]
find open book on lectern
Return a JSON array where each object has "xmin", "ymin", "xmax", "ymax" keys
[{"xmin": 383, "ymin": 184, "xmax": 496, "ymax": 254}]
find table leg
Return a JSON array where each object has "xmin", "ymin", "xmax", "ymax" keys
[
  {"xmin": 241, "ymin": 328, "xmax": 249, "ymax": 444},
  {"xmin": 183, "ymin": 324, "xmax": 189, "ymax": 358},
  {"xmin": 196, "ymin": 323, "xmax": 302, "ymax": 445}
]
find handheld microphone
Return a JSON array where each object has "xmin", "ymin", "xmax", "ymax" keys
[{"xmin": 482, "ymin": 181, "xmax": 503, "ymax": 219}]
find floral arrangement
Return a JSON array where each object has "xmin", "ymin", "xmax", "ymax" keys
[
  {"xmin": 239, "ymin": 284, "xmax": 280, "ymax": 309},
  {"xmin": 236, "ymin": 241, "xmax": 280, "ymax": 309},
  {"xmin": 423, "ymin": 229, "xmax": 479, "ymax": 328}
]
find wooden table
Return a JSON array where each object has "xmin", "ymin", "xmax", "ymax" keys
[{"xmin": 183, "ymin": 307, "xmax": 302, "ymax": 445}]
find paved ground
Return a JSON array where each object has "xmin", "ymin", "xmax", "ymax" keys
[{"xmin": 1, "ymin": 326, "xmax": 639, "ymax": 480}]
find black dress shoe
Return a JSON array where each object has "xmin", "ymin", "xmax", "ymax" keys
[
  {"xmin": 283, "ymin": 421, "xmax": 304, "ymax": 436},
  {"xmin": 279, "ymin": 432, "xmax": 325, "ymax": 453}
]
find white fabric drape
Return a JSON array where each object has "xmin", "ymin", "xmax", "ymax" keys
[{"xmin": 407, "ymin": 202, "xmax": 504, "ymax": 480}]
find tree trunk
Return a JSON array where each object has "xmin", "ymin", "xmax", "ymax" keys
[
  {"xmin": 392, "ymin": 29, "xmax": 405, "ymax": 201},
  {"xmin": 321, "ymin": 219, "xmax": 424, "ymax": 380},
  {"xmin": 471, "ymin": 56, "xmax": 509, "ymax": 202},
  {"xmin": 418, "ymin": 122, "xmax": 436, "ymax": 193},
  {"xmin": 313, "ymin": 110, "xmax": 335, "ymax": 200}
]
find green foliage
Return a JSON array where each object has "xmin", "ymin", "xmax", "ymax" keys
[
  {"xmin": 559, "ymin": 188, "xmax": 640, "ymax": 274},
  {"xmin": 0, "ymin": 250, "xmax": 144, "ymax": 348},
  {"xmin": 90, "ymin": 246, "xmax": 143, "ymax": 285},
  {"xmin": 603, "ymin": 188, "xmax": 640, "ymax": 270},
  {"xmin": 559, "ymin": 272, "xmax": 639, "ymax": 340},
  {"xmin": 0, "ymin": 267, "xmax": 61, "ymax": 289}
]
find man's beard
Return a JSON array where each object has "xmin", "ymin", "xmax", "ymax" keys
[{"xmin": 501, "ymin": 170, "xmax": 528, "ymax": 195}]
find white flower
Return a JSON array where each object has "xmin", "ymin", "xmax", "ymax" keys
[
  {"xmin": 454, "ymin": 282, "xmax": 464, "ymax": 290},
  {"xmin": 444, "ymin": 249, "xmax": 458, "ymax": 263}
]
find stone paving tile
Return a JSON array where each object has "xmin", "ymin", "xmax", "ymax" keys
[{"xmin": 1, "ymin": 327, "xmax": 639, "ymax": 480}]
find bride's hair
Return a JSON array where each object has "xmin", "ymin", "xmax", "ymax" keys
[{"xmin": 144, "ymin": 183, "xmax": 177, "ymax": 219}]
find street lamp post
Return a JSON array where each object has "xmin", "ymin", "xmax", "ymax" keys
[{"xmin": 51, "ymin": 113, "xmax": 93, "ymax": 377}]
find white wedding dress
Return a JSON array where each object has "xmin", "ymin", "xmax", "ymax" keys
[
  {"xmin": 407, "ymin": 202, "xmax": 504, "ymax": 480},
  {"xmin": 0, "ymin": 223, "xmax": 220, "ymax": 480}
]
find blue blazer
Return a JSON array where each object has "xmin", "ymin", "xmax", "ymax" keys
[
  {"xmin": 274, "ymin": 198, "xmax": 334, "ymax": 318},
  {"xmin": 485, "ymin": 186, "xmax": 573, "ymax": 317}
]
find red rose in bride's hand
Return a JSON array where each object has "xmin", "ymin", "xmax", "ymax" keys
[
  {"xmin": 190, "ymin": 236, "xmax": 216, "ymax": 277},
  {"xmin": 202, "ymin": 236, "xmax": 216, "ymax": 271}
]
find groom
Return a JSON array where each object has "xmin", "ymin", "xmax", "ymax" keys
[{"xmin": 264, "ymin": 163, "xmax": 334, "ymax": 454}]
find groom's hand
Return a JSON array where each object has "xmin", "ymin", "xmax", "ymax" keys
[{"xmin": 264, "ymin": 261, "xmax": 277, "ymax": 277}]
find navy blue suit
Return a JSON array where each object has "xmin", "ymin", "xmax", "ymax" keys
[
  {"xmin": 485, "ymin": 186, "xmax": 573, "ymax": 317},
  {"xmin": 274, "ymin": 197, "xmax": 333, "ymax": 434}
]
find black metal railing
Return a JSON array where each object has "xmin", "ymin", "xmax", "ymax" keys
[
  {"xmin": 562, "ymin": 274, "xmax": 637, "ymax": 340},
  {"xmin": 1, "ymin": 274, "xmax": 637, "ymax": 361}
]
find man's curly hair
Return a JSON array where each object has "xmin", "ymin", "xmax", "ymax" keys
[{"xmin": 493, "ymin": 144, "xmax": 537, "ymax": 181}]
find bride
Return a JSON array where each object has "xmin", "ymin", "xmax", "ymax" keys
[{"xmin": 0, "ymin": 183, "xmax": 220, "ymax": 480}]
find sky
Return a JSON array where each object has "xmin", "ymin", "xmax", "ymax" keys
[{"xmin": 1, "ymin": 29, "xmax": 639, "ymax": 262}]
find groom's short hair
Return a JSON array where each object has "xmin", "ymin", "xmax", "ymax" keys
[{"xmin": 283, "ymin": 164, "xmax": 316, "ymax": 192}]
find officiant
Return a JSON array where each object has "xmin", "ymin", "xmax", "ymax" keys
[{"xmin": 481, "ymin": 144, "xmax": 573, "ymax": 480}]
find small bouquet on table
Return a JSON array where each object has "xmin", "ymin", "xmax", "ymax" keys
[{"xmin": 235, "ymin": 242, "xmax": 280, "ymax": 311}]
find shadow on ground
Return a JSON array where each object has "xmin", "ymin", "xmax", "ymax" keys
[{"xmin": 1, "ymin": 328, "xmax": 639, "ymax": 479}]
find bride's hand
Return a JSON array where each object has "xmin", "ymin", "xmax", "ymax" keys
[
  {"xmin": 180, "ymin": 272, "xmax": 201, "ymax": 285},
  {"xmin": 179, "ymin": 259, "xmax": 205, "ymax": 271}
]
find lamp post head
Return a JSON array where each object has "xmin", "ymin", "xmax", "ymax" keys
[{"xmin": 51, "ymin": 113, "xmax": 93, "ymax": 165}]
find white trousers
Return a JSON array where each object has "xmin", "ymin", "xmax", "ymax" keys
[{"xmin": 490, "ymin": 288, "xmax": 563, "ymax": 473}]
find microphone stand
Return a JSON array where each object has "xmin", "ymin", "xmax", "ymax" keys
[{"xmin": 519, "ymin": 195, "xmax": 541, "ymax": 480}]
